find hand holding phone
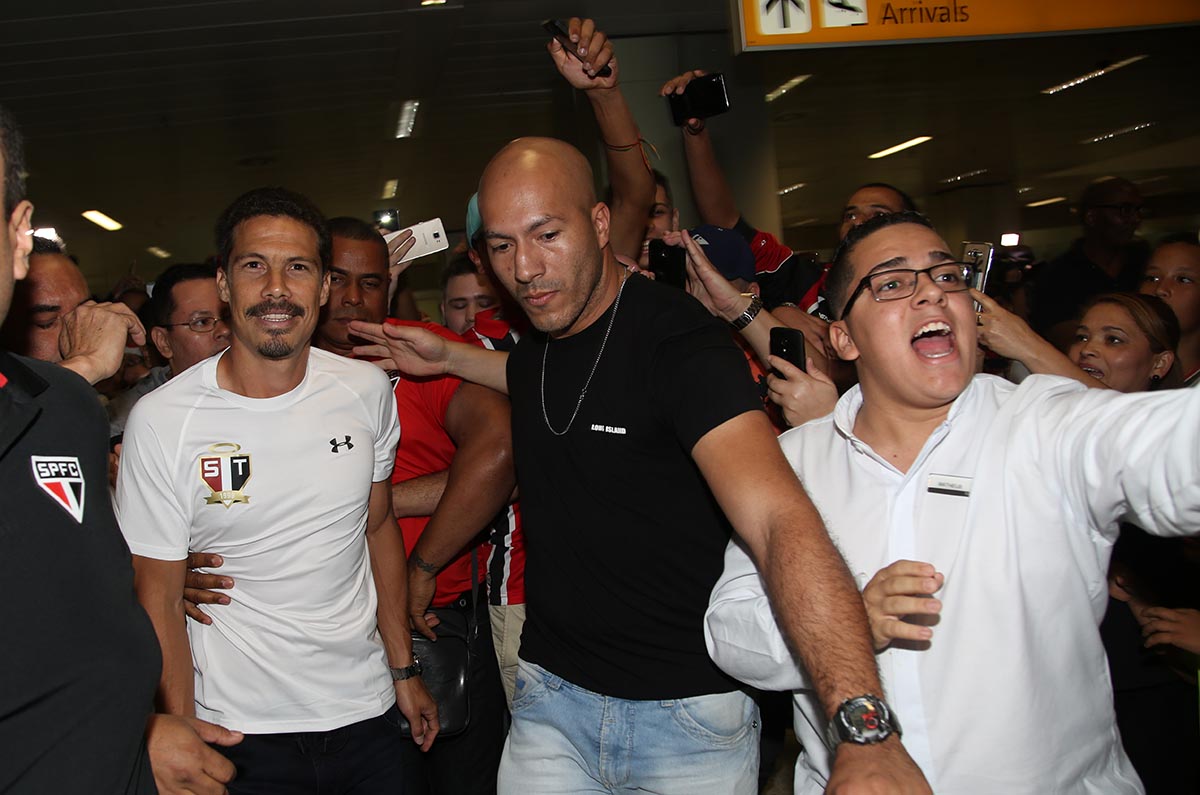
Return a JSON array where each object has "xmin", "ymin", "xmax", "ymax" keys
[
  {"xmin": 544, "ymin": 19, "xmax": 613, "ymax": 81},
  {"xmin": 666, "ymin": 73, "xmax": 730, "ymax": 127},
  {"xmin": 373, "ymin": 209, "xmax": 400, "ymax": 233},
  {"xmin": 648, "ymin": 239, "xmax": 687, "ymax": 289},
  {"xmin": 769, "ymin": 327, "xmax": 807, "ymax": 378}
]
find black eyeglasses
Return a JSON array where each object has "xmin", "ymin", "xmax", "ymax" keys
[
  {"xmin": 841, "ymin": 262, "xmax": 973, "ymax": 317},
  {"xmin": 161, "ymin": 314, "xmax": 229, "ymax": 333},
  {"xmin": 1090, "ymin": 203, "xmax": 1145, "ymax": 218}
]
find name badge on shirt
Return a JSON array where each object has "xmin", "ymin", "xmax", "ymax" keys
[{"xmin": 927, "ymin": 473, "xmax": 971, "ymax": 497}]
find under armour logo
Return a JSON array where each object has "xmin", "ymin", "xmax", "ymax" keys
[{"xmin": 330, "ymin": 436, "xmax": 354, "ymax": 453}]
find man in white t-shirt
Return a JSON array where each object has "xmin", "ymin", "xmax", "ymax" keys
[
  {"xmin": 705, "ymin": 211, "xmax": 1200, "ymax": 794},
  {"xmin": 116, "ymin": 187, "xmax": 438, "ymax": 792}
]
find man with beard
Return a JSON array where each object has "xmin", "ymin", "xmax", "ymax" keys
[
  {"xmin": 351, "ymin": 138, "xmax": 929, "ymax": 794},
  {"xmin": 116, "ymin": 188, "xmax": 438, "ymax": 793}
]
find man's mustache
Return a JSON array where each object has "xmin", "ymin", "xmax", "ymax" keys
[{"xmin": 246, "ymin": 300, "xmax": 305, "ymax": 318}]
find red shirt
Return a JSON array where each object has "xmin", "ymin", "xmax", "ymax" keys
[{"xmin": 386, "ymin": 320, "xmax": 487, "ymax": 607}]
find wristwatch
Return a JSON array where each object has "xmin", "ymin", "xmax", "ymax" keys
[
  {"xmin": 825, "ymin": 695, "xmax": 901, "ymax": 747},
  {"xmin": 730, "ymin": 294, "xmax": 763, "ymax": 330},
  {"xmin": 390, "ymin": 659, "xmax": 423, "ymax": 681}
]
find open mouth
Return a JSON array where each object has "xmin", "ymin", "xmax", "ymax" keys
[
  {"xmin": 911, "ymin": 320, "xmax": 955, "ymax": 359},
  {"xmin": 1078, "ymin": 364, "xmax": 1104, "ymax": 379}
]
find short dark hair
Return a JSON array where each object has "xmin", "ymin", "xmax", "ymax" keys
[
  {"xmin": 826, "ymin": 210, "xmax": 936, "ymax": 319},
  {"xmin": 146, "ymin": 262, "xmax": 218, "ymax": 328},
  {"xmin": 653, "ymin": 169, "xmax": 674, "ymax": 208},
  {"xmin": 0, "ymin": 104, "xmax": 27, "ymax": 219},
  {"xmin": 30, "ymin": 235, "xmax": 64, "ymax": 256},
  {"xmin": 214, "ymin": 187, "xmax": 331, "ymax": 271},
  {"xmin": 856, "ymin": 182, "xmax": 919, "ymax": 213},
  {"xmin": 327, "ymin": 216, "xmax": 389, "ymax": 266},
  {"xmin": 440, "ymin": 254, "xmax": 480, "ymax": 295}
]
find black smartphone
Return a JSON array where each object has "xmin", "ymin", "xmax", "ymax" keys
[
  {"xmin": 648, "ymin": 240, "xmax": 687, "ymax": 289},
  {"xmin": 769, "ymin": 327, "xmax": 806, "ymax": 377},
  {"xmin": 667, "ymin": 73, "xmax": 731, "ymax": 127},
  {"xmin": 373, "ymin": 209, "xmax": 400, "ymax": 233},
  {"xmin": 542, "ymin": 20, "xmax": 613, "ymax": 78}
]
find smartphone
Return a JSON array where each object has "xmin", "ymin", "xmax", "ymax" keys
[
  {"xmin": 542, "ymin": 19, "xmax": 613, "ymax": 78},
  {"xmin": 961, "ymin": 241, "xmax": 995, "ymax": 309},
  {"xmin": 667, "ymin": 73, "xmax": 731, "ymax": 127},
  {"xmin": 648, "ymin": 239, "xmax": 687, "ymax": 289},
  {"xmin": 373, "ymin": 209, "xmax": 400, "ymax": 233},
  {"xmin": 385, "ymin": 218, "xmax": 449, "ymax": 264},
  {"xmin": 769, "ymin": 327, "xmax": 806, "ymax": 377}
]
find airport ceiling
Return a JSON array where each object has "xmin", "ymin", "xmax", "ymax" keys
[{"xmin": 3, "ymin": 1, "xmax": 1198, "ymax": 291}]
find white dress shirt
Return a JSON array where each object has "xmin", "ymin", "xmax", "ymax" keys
[{"xmin": 706, "ymin": 374, "xmax": 1200, "ymax": 794}]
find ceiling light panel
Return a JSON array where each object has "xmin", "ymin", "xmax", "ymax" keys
[
  {"xmin": 766, "ymin": 75, "xmax": 811, "ymax": 103},
  {"xmin": 1041, "ymin": 55, "xmax": 1147, "ymax": 95},
  {"xmin": 82, "ymin": 210, "xmax": 123, "ymax": 231},
  {"xmin": 868, "ymin": 136, "xmax": 932, "ymax": 159}
]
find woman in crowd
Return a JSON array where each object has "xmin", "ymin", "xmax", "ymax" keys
[
  {"xmin": 1140, "ymin": 234, "xmax": 1200, "ymax": 388},
  {"xmin": 979, "ymin": 291, "xmax": 1196, "ymax": 793}
]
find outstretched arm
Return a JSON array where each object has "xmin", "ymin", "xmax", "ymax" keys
[
  {"xmin": 661, "ymin": 70, "xmax": 740, "ymax": 229},
  {"xmin": 351, "ymin": 321, "xmax": 510, "ymax": 395},
  {"xmin": 550, "ymin": 18, "xmax": 655, "ymax": 262}
]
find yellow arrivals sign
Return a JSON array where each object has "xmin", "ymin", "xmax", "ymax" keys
[{"xmin": 735, "ymin": 0, "xmax": 1200, "ymax": 51}]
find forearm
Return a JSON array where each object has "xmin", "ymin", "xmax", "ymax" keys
[
  {"xmin": 60, "ymin": 355, "xmax": 112, "ymax": 385},
  {"xmin": 446, "ymin": 344, "xmax": 509, "ymax": 395},
  {"xmin": 681, "ymin": 126, "xmax": 740, "ymax": 228},
  {"xmin": 588, "ymin": 87, "xmax": 654, "ymax": 260},
  {"xmin": 132, "ymin": 558, "xmax": 195, "ymax": 716},
  {"xmin": 751, "ymin": 495, "xmax": 883, "ymax": 718},
  {"xmin": 367, "ymin": 517, "xmax": 417, "ymax": 667},
  {"xmin": 1018, "ymin": 338, "xmax": 1106, "ymax": 389},
  {"xmin": 392, "ymin": 471, "xmax": 450, "ymax": 518}
]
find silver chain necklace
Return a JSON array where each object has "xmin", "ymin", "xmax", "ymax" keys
[{"xmin": 540, "ymin": 274, "xmax": 630, "ymax": 436}]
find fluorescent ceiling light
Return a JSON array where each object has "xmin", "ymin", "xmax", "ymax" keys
[
  {"xmin": 395, "ymin": 100, "xmax": 420, "ymax": 139},
  {"xmin": 32, "ymin": 227, "xmax": 59, "ymax": 241},
  {"xmin": 868, "ymin": 136, "xmax": 931, "ymax": 159},
  {"xmin": 1017, "ymin": 186, "xmax": 1034, "ymax": 194},
  {"xmin": 765, "ymin": 75, "xmax": 811, "ymax": 103},
  {"xmin": 1080, "ymin": 122, "xmax": 1153, "ymax": 145},
  {"xmin": 1041, "ymin": 55, "xmax": 1147, "ymax": 95},
  {"xmin": 1000, "ymin": 233, "xmax": 1020, "ymax": 247},
  {"xmin": 146, "ymin": 246, "xmax": 171, "ymax": 259},
  {"xmin": 82, "ymin": 210, "xmax": 123, "ymax": 231},
  {"xmin": 777, "ymin": 182, "xmax": 806, "ymax": 196},
  {"xmin": 381, "ymin": 179, "xmax": 398, "ymax": 200},
  {"xmin": 1025, "ymin": 196, "xmax": 1067, "ymax": 208},
  {"xmin": 786, "ymin": 217, "xmax": 818, "ymax": 228},
  {"xmin": 939, "ymin": 168, "xmax": 987, "ymax": 185},
  {"xmin": 420, "ymin": 0, "xmax": 446, "ymax": 5}
]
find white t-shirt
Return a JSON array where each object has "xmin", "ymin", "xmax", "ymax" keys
[{"xmin": 116, "ymin": 347, "xmax": 401, "ymax": 733}]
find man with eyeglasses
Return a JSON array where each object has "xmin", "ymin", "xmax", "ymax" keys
[
  {"xmin": 1030, "ymin": 176, "xmax": 1149, "ymax": 350},
  {"xmin": 706, "ymin": 210, "xmax": 1200, "ymax": 794},
  {"xmin": 108, "ymin": 262, "xmax": 230, "ymax": 441}
]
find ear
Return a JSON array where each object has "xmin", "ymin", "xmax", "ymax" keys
[
  {"xmin": 829, "ymin": 319, "xmax": 861, "ymax": 363},
  {"xmin": 592, "ymin": 202, "xmax": 611, "ymax": 250},
  {"xmin": 467, "ymin": 247, "xmax": 483, "ymax": 270},
  {"xmin": 216, "ymin": 267, "xmax": 231, "ymax": 303},
  {"xmin": 1151, "ymin": 350, "xmax": 1175, "ymax": 380},
  {"xmin": 319, "ymin": 270, "xmax": 330, "ymax": 307},
  {"xmin": 150, "ymin": 326, "xmax": 173, "ymax": 361},
  {"xmin": 7, "ymin": 199, "xmax": 34, "ymax": 281}
]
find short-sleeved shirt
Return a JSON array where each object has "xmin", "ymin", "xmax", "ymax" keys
[
  {"xmin": 387, "ymin": 320, "xmax": 487, "ymax": 606},
  {"xmin": 116, "ymin": 347, "xmax": 401, "ymax": 733},
  {"xmin": 1, "ymin": 352, "xmax": 159, "ymax": 793},
  {"xmin": 507, "ymin": 274, "xmax": 763, "ymax": 699}
]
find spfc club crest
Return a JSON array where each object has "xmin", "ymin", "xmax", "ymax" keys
[
  {"xmin": 199, "ymin": 442, "xmax": 252, "ymax": 508},
  {"xmin": 31, "ymin": 456, "xmax": 86, "ymax": 523}
]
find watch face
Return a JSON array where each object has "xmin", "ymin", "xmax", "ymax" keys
[{"xmin": 838, "ymin": 696, "xmax": 895, "ymax": 744}]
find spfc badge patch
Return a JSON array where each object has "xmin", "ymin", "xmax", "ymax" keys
[
  {"xmin": 31, "ymin": 456, "xmax": 86, "ymax": 523},
  {"xmin": 200, "ymin": 442, "xmax": 252, "ymax": 508}
]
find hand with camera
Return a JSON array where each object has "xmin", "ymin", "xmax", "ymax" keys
[
  {"xmin": 660, "ymin": 69, "xmax": 708, "ymax": 133},
  {"xmin": 766, "ymin": 356, "xmax": 838, "ymax": 428}
]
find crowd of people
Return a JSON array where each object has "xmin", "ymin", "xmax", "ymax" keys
[{"xmin": 2, "ymin": 15, "xmax": 1198, "ymax": 795}]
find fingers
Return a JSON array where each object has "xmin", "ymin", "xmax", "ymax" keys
[
  {"xmin": 576, "ymin": 18, "xmax": 596, "ymax": 55},
  {"xmin": 351, "ymin": 343, "xmax": 392, "ymax": 360},
  {"xmin": 420, "ymin": 707, "xmax": 440, "ymax": 751},
  {"xmin": 766, "ymin": 354, "xmax": 807, "ymax": 381},
  {"xmin": 187, "ymin": 551, "xmax": 224, "ymax": 570},
  {"xmin": 184, "ymin": 578, "xmax": 232, "ymax": 601},
  {"xmin": 869, "ymin": 574, "xmax": 943, "ymax": 598},
  {"xmin": 410, "ymin": 611, "xmax": 437, "ymax": 641},
  {"xmin": 876, "ymin": 616, "xmax": 935, "ymax": 644},
  {"xmin": 875, "ymin": 593, "xmax": 942, "ymax": 618},
  {"xmin": 182, "ymin": 601, "xmax": 214, "ymax": 625},
  {"xmin": 348, "ymin": 321, "xmax": 387, "ymax": 344},
  {"xmin": 968, "ymin": 287, "xmax": 997, "ymax": 311},
  {"xmin": 873, "ymin": 559, "xmax": 940, "ymax": 582},
  {"xmin": 187, "ymin": 717, "xmax": 244, "ymax": 748}
]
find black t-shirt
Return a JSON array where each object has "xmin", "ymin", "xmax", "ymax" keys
[
  {"xmin": 1029, "ymin": 238, "xmax": 1148, "ymax": 337},
  {"xmin": 0, "ymin": 352, "xmax": 160, "ymax": 794},
  {"xmin": 508, "ymin": 275, "xmax": 763, "ymax": 699}
]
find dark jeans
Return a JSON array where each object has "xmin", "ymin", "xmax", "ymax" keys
[
  {"xmin": 219, "ymin": 706, "xmax": 410, "ymax": 794},
  {"xmin": 397, "ymin": 585, "xmax": 507, "ymax": 795}
]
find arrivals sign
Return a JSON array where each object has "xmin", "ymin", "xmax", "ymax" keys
[{"xmin": 735, "ymin": 0, "xmax": 1200, "ymax": 51}]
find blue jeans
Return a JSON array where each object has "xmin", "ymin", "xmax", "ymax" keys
[
  {"xmin": 218, "ymin": 705, "xmax": 410, "ymax": 794},
  {"xmin": 497, "ymin": 659, "xmax": 760, "ymax": 794}
]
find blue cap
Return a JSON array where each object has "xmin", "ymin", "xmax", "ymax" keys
[
  {"xmin": 466, "ymin": 192, "xmax": 483, "ymax": 245},
  {"xmin": 689, "ymin": 225, "xmax": 756, "ymax": 284}
]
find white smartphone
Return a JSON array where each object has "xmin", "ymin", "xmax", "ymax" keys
[{"xmin": 385, "ymin": 218, "xmax": 448, "ymax": 264}]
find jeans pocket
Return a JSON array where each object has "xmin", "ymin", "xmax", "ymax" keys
[
  {"xmin": 509, "ymin": 660, "xmax": 555, "ymax": 714},
  {"xmin": 668, "ymin": 691, "xmax": 760, "ymax": 748}
]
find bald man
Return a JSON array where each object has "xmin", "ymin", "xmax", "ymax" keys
[{"xmin": 353, "ymin": 138, "xmax": 928, "ymax": 794}]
